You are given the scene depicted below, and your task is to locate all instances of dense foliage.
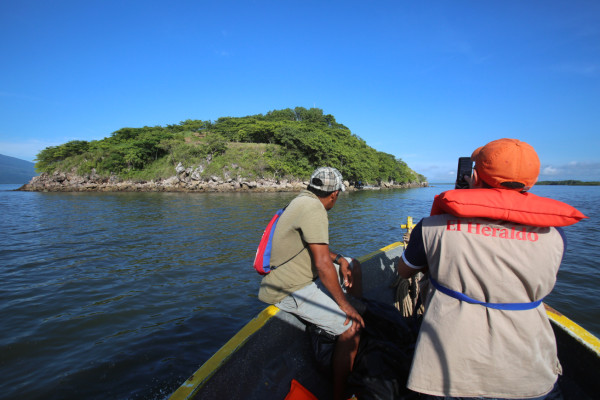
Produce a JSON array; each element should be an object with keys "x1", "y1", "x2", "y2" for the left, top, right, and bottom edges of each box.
[{"x1": 35, "y1": 107, "x2": 426, "y2": 184}]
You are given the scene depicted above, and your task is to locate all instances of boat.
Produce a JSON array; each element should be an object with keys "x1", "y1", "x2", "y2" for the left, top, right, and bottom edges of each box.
[
  {"x1": 353, "y1": 182, "x2": 380, "y2": 190},
  {"x1": 358, "y1": 185, "x2": 380, "y2": 190},
  {"x1": 169, "y1": 218, "x2": 600, "y2": 400}
]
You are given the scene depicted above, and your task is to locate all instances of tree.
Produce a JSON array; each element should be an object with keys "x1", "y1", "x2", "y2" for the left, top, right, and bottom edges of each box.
[
  {"x1": 180, "y1": 119, "x2": 209, "y2": 131},
  {"x1": 35, "y1": 140, "x2": 90, "y2": 172},
  {"x1": 205, "y1": 133, "x2": 228, "y2": 156},
  {"x1": 265, "y1": 108, "x2": 296, "y2": 121}
]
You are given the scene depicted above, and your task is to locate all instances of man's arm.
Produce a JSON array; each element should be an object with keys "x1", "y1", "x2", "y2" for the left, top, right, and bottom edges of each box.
[
  {"x1": 309, "y1": 243, "x2": 364, "y2": 330},
  {"x1": 397, "y1": 256, "x2": 420, "y2": 279},
  {"x1": 396, "y1": 219, "x2": 428, "y2": 279}
]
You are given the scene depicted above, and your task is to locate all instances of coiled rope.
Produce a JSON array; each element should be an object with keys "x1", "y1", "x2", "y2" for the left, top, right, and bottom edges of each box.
[{"x1": 392, "y1": 218, "x2": 426, "y2": 317}]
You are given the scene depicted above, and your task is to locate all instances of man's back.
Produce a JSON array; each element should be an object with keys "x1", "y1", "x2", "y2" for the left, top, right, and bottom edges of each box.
[
  {"x1": 407, "y1": 214, "x2": 564, "y2": 397},
  {"x1": 258, "y1": 190, "x2": 328, "y2": 304}
]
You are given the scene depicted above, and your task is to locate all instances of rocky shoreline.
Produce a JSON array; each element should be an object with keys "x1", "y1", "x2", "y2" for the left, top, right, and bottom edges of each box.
[{"x1": 18, "y1": 164, "x2": 428, "y2": 193}]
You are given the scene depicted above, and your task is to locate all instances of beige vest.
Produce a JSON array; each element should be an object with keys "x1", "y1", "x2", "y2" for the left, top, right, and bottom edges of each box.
[{"x1": 407, "y1": 214, "x2": 564, "y2": 398}]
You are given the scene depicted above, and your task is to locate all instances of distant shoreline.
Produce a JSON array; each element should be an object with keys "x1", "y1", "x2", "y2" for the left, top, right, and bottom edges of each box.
[
  {"x1": 536, "y1": 180, "x2": 600, "y2": 186},
  {"x1": 16, "y1": 172, "x2": 428, "y2": 193}
]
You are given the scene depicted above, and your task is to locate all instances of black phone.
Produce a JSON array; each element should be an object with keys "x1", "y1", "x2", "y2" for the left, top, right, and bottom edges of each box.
[{"x1": 455, "y1": 157, "x2": 473, "y2": 189}]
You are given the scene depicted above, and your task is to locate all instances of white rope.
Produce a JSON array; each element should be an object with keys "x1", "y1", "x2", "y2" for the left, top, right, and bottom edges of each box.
[
  {"x1": 392, "y1": 273, "x2": 426, "y2": 317},
  {"x1": 392, "y1": 276, "x2": 414, "y2": 317}
]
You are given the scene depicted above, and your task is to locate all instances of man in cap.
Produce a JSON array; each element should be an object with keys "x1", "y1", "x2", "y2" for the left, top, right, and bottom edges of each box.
[
  {"x1": 396, "y1": 139, "x2": 570, "y2": 399},
  {"x1": 258, "y1": 166, "x2": 364, "y2": 400}
]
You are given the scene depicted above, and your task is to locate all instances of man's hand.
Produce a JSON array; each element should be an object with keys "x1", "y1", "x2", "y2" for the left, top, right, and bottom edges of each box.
[
  {"x1": 309, "y1": 243, "x2": 365, "y2": 330},
  {"x1": 339, "y1": 257, "x2": 360, "y2": 289},
  {"x1": 340, "y1": 302, "x2": 365, "y2": 332}
]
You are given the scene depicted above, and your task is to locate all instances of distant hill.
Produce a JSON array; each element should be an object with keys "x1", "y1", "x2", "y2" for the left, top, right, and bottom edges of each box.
[{"x1": 0, "y1": 154, "x2": 38, "y2": 184}]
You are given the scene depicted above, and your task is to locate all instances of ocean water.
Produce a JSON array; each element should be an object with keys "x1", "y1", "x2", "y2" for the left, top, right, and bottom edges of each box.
[{"x1": 0, "y1": 183, "x2": 598, "y2": 399}]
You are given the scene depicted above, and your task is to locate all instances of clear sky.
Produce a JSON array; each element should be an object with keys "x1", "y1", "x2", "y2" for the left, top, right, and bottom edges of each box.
[{"x1": 1, "y1": 1, "x2": 598, "y2": 182}]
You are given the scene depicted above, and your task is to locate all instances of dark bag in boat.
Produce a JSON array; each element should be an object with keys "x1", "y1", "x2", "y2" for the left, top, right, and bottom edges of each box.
[
  {"x1": 306, "y1": 324, "x2": 337, "y2": 377},
  {"x1": 307, "y1": 298, "x2": 420, "y2": 400}
]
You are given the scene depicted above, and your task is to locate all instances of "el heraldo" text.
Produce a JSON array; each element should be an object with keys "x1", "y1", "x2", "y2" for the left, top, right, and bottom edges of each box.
[{"x1": 446, "y1": 220, "x2": 539, "y2": 242}]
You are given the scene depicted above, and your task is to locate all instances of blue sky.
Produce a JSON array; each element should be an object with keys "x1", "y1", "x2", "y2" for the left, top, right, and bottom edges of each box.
[{"x1": 1, "y1": 1, "x2": 598, "y2": 182}]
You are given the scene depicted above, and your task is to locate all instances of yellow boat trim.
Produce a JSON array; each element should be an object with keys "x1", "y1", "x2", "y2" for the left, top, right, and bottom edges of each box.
[
  {"x1": 357, "y1": 241, "x2": 404, "y2": 264},
  {"x1": 169, "y1": 241, "x2": 406, "y2": 399},
  {"x1": 169, "y1": 305, "x2": 280, "y2": 400},
  {"x1": 545, "y1": 305, "x2": 600, "y2": 356}
]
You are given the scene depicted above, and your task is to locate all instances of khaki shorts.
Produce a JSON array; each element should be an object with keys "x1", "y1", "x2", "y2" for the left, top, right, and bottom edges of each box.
[{"x1": 275, "y1": 258, "x2": 357, "y2": 336}]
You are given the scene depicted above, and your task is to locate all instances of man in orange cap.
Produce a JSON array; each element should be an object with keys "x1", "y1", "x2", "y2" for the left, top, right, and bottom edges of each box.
[
  {"x1": 394, "y1": 138, "x2": 584, "y2": 399},
  {"x1": 469, "y1": 138, "x2": 541, "y2": 191}
]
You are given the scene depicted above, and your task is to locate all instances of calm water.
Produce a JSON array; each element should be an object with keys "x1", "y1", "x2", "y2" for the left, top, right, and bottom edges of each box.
[{"x1": 0, "y1": 184, "x2": 598, "y2": 400}]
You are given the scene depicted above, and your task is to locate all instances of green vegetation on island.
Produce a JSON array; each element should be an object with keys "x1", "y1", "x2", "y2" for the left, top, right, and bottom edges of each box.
[
  {"x1": 34, "y1": 107, "x2": 426, "y2": 185},
  {"x1": 537, "y1": 180, "x2": 600, "y2": 186}
]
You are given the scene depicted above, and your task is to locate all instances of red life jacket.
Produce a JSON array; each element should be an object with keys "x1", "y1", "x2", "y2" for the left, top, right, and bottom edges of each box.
[{"x1": 430, "y1": 188, "x2": 587, "y2": 227}]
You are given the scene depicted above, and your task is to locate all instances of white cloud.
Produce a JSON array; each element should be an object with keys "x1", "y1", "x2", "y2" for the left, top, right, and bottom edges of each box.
[
  {"x1": 539, "y1": 162, "x2": 600, "y2": 181},
  {"x1": 0, "y1": 139, "x2": 59, "y2": 162},
  {"x1": 409, "y1": 161, "x2": 457, "y2": 183},
  {"x1": 542, "y1": 166, "x2": 559, "y2": 175}
]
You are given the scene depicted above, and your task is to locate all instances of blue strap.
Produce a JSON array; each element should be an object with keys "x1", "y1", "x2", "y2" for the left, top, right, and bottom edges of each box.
[
  {"x1": 268, "y1": 207, "x2": 307, "y2": 271},
  {"x1": 429, "y1": 277, "x2": 543, "y2": 311},
  {"x1": 262, "y1": 208, "x2": 285, "y2": 268}
]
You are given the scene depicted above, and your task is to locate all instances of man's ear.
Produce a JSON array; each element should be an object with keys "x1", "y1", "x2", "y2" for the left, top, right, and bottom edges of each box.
[
  {"x1": 470, "y1": 169, "x2": 481, "y2": 188},
  {"x1": 327, "y1": 190, "x2": 339, "y2": 207}
]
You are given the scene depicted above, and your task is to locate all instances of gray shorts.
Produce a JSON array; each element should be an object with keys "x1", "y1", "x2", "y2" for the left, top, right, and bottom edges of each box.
[{"x1": 275, "y1": 258, "x2": 357, "y2": 336}]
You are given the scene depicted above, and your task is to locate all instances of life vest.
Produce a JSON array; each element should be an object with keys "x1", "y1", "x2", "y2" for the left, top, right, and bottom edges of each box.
[{"x1": 430, "y1": 188, "x2": 587, "y2": 227}]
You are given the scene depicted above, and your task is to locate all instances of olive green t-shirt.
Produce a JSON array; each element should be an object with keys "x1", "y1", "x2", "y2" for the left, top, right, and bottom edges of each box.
[{"x1": 258, "y1": 190, "x2": 329, "y2": 304}]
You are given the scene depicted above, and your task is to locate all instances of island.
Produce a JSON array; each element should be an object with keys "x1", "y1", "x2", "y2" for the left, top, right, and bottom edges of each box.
[{"x1": 19, "y1": 107, "x2": 428, "y2": 192}]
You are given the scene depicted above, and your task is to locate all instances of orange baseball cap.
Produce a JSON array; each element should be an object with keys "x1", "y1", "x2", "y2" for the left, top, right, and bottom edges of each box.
[{"x1": 471, "y1": 138, "x2": 540, "y2": 191}]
